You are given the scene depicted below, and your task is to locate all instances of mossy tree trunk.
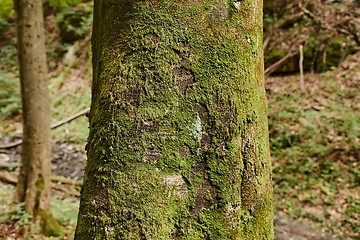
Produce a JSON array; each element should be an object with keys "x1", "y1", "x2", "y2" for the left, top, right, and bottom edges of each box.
[
  {"x1": 76, "y1": 0, "x2": 273, "y2": 239},
  {"x1": 13, "y1": 0, "x2": 60, "y2": 236}
]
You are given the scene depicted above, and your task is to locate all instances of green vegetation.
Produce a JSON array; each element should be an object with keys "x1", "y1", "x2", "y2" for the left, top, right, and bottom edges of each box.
[
  {"x1": 0, "y1": 66, "x2": 91, "y2": 143},
  {"x1": 268, "y1": 74, "x2": 360, "y2": 238},
  {"x1": 0, "y1": 0, "x2": 14, "y2": 32},
  {"x1": 49, "y1": 0, "x2": 82, "y2": 7},
  {"x1": 49, "y1": 65, "x2": 91, "y2": 142},
  {"x1": 0, "y1": 185, "x2": 79, "y2": 238},
  {"x1": 55, "y1": 5, "x2": 93, "y2": 43},
  {"x1": 0, "y1": 72, "x2": 20, "y2": 119},
  {"x1": 0, "y1": 201, "x2": 34, "y2": 231}
]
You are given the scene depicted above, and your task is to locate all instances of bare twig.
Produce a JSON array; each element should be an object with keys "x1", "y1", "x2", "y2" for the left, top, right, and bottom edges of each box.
[
  {"x1": 0, "y1": 107, "x2": 90, "y2": 149},
  {"x1": 263, "y1": 36, "x2": 271, "y2": 51},
  {"x1": 298, "y1": 3, "x2": 316, "y2": 21},
  {"x1": 265, "y1": 51, "x2": 297, "y2": 77},
  {"x1": 51, "y1": 107, "x2": 90, "y2": 130}
]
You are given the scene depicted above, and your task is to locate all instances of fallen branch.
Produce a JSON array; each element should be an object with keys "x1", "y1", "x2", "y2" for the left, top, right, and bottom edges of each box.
[
  {"x1": 0, "y1": 140, "x2": 22, "y2": 149},
  {"x1": 51, "y1": 175, "x2": 82, "y2": 186},
  {"x1": 52, "y1": 185, "x2": 80, "y2": 197},
  {"x1": 0, "y1": 172, "x2": 81, "y2": 197},
  {"x1": 265, "y1": 51, "x2": 297, "y2": 77},
  {"x1": 51, "y1": 107, "x2": 90, "y2": 130},
  {"x1": 0, "y1": 172, "x2": 17, "y2": 185},
  {"x1": 0, "y1": 107, "x2": 90, "y2": 149}
]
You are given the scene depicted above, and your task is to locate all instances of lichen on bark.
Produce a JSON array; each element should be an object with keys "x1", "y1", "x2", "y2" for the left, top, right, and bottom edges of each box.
[{"x1": 75, "y1": 0, "x2": 274, "y2": 239}]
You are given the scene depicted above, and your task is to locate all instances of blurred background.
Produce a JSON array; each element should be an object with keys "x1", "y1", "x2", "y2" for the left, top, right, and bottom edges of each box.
[{"x1": 0, "y1": 0, "x2": 359, "y2": 239}]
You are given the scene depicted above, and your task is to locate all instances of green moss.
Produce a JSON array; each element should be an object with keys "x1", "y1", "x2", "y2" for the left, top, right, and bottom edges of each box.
[
  {"x1": 37, "y1": 209, "x2": 64, "y2": 237},
  {"x1": 35, "y1": 176, "x2": 45, "y2": 190},
  {"x1": 242, "y1": 198, "x2": 275, "y2": 239},
  {"x1": 76, "y1": 0, "x2": 273, "y2": 239},
  {"x1": 199, "y1": 208, "x2": 233, "y2": 239}
]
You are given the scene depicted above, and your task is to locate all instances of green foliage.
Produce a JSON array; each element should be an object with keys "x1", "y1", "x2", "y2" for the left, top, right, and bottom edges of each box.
[
  {"x1": 0, "y1": 40, "x2": 17, "y2": 70},
  {"x1": 49, "y1": 65, "x2": 91, "y2": 142},
  {"x1": 263, "y1": 1, "x2": 358, "y2": 74},
  {"x1": 0, "y1": 17, "x2": 12, "y2": 32},
  {"x1": 0, "y1": 202, "x2": 37, "y2": 232},
  {"x1": 0, "y1": 185, "x2": 79, "y2": 239},
  {"x1": 9, "y1": 203, "x2": 33, "y2": 226},
  {"x1": 345, "y1": 197, "x2": 360, "y2": 233},
  {"x1": 0, "y1": 0, "x2": 13, "y2": 19},
  {"x1": 0, "y1": 72, "x2": 20, "y2": 118},
  {"x1": 49, "y1": 0, "x2": 82, "y2": 7},
  {"x1": 0, "y1": 0, "x2": 13, "y2": 32},
  {"x1": 51, "y1": 197, "x2": 79, "y2": 227},
  {"x1": 55, "y1": 5, "x2": 93, "y2": 43},
  {"x1": 329, "y1": 1, "x2": 346, "y2": 10}
]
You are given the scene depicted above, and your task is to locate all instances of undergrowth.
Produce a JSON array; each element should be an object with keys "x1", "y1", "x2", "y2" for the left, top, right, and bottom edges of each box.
[
  {"x1": 268, "y1": 74, "x2": 360, "y2": 238},
  {"x1": 0, "y1": 72, "x2": 20, "y2": 119},
  {"x1": 0, "y1": 185, "x2": 79, "y2": 239}
]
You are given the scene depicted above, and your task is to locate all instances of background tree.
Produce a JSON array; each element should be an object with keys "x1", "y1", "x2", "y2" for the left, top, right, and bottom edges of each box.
[
  {"x1": 75, "y1": 0, "x2": 273, "y2": 239},
  {"x1": 13, "y1": 0, "x2": 61, "y2": 236}
]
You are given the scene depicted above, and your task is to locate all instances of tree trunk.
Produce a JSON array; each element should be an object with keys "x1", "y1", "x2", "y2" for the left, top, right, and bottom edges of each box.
[
  {"x1": 13, "y1": 0, "x2": 60, "y2": 236},
  {"x1": 76, "y1": 0, "x2": 273, "y2": 239}
]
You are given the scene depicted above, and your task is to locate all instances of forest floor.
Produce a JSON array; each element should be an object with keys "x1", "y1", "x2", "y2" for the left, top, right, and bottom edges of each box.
[
  {"x1": 268, "y1": 51, "x2": 360, "y2": 240},
  {"x1": 0, "y1": 62, "x2": 359, "y2": 239}
]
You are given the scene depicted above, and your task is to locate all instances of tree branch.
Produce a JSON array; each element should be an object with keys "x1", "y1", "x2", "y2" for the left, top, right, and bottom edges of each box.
[
  {"x1": 0, "y1": 172, "x2": 81, "y2": 196},
  {"x1": 0, "y1": 107, "x2": 90, "y2": 149}
]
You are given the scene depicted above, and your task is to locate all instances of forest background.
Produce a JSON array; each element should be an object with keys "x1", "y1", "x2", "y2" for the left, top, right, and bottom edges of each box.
[{"x1": 0, "y1": 0, "x2": 359, "y2": 239}]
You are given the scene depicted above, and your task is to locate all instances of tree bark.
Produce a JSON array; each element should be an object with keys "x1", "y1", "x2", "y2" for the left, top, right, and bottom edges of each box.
[
  {"x1": 13, "y1": 0, "x2": 54, "y2": 232},
  {"x1": 76, "y1": 0, "x2": 273, "y2": 239}
]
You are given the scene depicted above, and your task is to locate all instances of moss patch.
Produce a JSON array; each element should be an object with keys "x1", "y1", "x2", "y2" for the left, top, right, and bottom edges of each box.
[{"x1": 37, "y1": 209, "x2": 64, "y2": 237}]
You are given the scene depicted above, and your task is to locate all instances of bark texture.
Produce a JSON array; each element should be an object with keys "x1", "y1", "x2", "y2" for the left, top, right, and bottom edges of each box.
[
  {"x1": 14, "y1": 0, "x2": 52, "y2": 223},
  {"x1": 76, "y1": 0, "x2": 273, "y2": 239}
]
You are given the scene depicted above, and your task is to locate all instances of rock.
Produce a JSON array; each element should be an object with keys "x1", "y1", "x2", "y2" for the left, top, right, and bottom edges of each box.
[{"x1": 275, "y1": 215, "x2": 340, "y2": 240}]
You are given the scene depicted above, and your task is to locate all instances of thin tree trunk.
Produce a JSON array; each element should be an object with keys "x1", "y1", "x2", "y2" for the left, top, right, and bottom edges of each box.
[
  {"x1": 13, "y1": 0, "x2": 60, "y2": 235},
  {"x1": 299, "y1": 44, "x2": 305, "y2": 92},
  {"x1": 76, "y1": 0, "x2": 273, "y2": 239}
]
